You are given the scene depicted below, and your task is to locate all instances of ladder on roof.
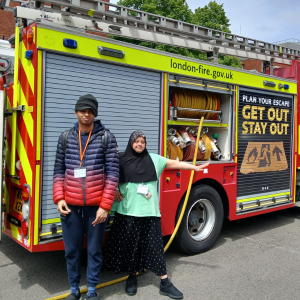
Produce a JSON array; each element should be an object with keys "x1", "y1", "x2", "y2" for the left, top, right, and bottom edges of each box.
[{"x1": 1, "y1": 0, "x2": 300, "y2": 65}]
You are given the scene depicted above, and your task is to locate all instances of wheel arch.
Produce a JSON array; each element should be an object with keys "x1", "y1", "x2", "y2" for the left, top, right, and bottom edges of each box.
[
  {"x1": 192, "y1": 178, "x2": 229, "y2": 218},
  {"x1": 174, "y1": 178, "x2": 227, "y2": 254},
  {"x1": 174, "y1": 178, "x2": 229, "y2": 234},
  {"x1": 189, "y1": 178, "x2": 229, "y2": 218}
]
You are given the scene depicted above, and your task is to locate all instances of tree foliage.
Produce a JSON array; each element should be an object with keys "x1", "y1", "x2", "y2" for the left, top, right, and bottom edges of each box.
[
  {"x1": 112, "y1": 0, "x2": 241, "y2": 68},
  {"x1": 118, "y1": 0, "x2": 194, "y2": 22},
  {"x1": 193, "y1": 1, "x2": 230, "y2": 32}
]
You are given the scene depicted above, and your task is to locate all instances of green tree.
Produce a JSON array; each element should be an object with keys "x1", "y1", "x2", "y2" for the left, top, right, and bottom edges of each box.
[
  {"x1": 219, "y1": 55, "x2": 241, "y2": 68},
  {"x1": 193, "y1": 1, "x2": 230, "y2": 32},
  {"x1": 193, "y1": 1, "x2": 241, "y2": 67},
  {"x1": 111, "y1": 0, "x2": 241, "y2": 68},
  {"x1": 118, "y1": 0, "x2": 194, "y2": 22}
]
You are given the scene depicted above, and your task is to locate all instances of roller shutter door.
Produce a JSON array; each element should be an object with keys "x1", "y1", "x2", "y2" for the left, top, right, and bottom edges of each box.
[{"x1": 41, "y1": 52, "x2": 161, "y2": 237}]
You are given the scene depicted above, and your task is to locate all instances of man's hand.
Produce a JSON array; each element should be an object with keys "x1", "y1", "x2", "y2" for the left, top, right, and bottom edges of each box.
[
  {"x1": 115, "y1": 190, "x2": 124, "y2": 202},
  {"x1": 194, "y1": 162, "x2": 210, "y2": 172},
  {"x1": 57, "y1": 200, "x2": 71, "y2": 217},
  {"x1": 92, "y1": 207, "x2": 108, "y2": 226}
]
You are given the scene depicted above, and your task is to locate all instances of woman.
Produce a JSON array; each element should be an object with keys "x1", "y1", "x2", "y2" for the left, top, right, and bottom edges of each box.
[{"x1": 104, "y1": 131, "x2": 209, "y2": 299}]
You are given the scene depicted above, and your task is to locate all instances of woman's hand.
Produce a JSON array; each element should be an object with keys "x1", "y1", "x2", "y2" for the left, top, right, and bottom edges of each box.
[
  {"x1": 194, "y1": 162, "x2": 210, "y2": 171},
  {"x1": 115, "y1": 190, "x2": 125, "y2": 202},
  {"x1": 166, "y1": 159, "x2": 210, "y2": 171}
]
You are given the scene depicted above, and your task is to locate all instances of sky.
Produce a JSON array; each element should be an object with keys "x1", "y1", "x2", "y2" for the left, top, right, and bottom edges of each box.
[{"x1": 110, "y1": 0, "x2": 300, "y2": 44}]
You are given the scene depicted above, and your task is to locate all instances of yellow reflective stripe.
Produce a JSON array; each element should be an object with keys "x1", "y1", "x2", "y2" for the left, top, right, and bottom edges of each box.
[
  {"x1": 40, "y1": 230, "x2": 62, "y2": 237},
  {"x1": 88, "y1": 9, "x2": 95, "y2": 16},
  {"x1": 298, "y1": 125, "x2": 300, "y2": 155},
  {"x1": 168, "y1": 121, "x2": 228, "y2": 127},
  {"x1": 34, "y1": 165, "x2": 40, "y2": 245},
  {"x1": 295, "y1": 96, "x2": 297, "y2": 153},
  {"x1": 3, "y1": 185, "x2": 9, "y2": 230},
  {"x1": 32, "y1": 26, "x2": 36, "y2": 44},
  {"x1": 37, "y1": 27, "x2": 297, "y2": 94},
  {"x1": 19, "y1": 40, "x2": 35, "y2": 92},
  {"x1": 6, "y1": 99, "x2": 20, "y2": 185},
  {"x1": 28, "y1": 220, "x2": 31, "y2": 247},
  {"x1": 42, "y1": 218, "x2": 61, "y2": 225},
  {"x1": 11, "y1": 27, "x2": 20, "y2": 176},
  {"x1": 10, "y1": 223, "x2": 20, "y2": 240},
  {"x1": 294, "y1": 155, "x2": 297, "y2": 203},
  {"x1": 36, "y1": 50, "x2": 42, "y2": 160},
  {"x1": 18, "y1": 82, "x2": 34, "y2": 145},
  {"x1": 5, "y1": 142, "x2": 20, "y2": 185},
  {"x1": 163, "y1": 73, "x2": 168, "y2": 157},
  {"x1": 238, "y1": 199, "x2": 291, "y2": 210},
  {"x1": 16, "y1": 125, "x2": 33, "y2": 193},
  {"x1": 10, "y1": 113, "x2": 17, "y2": 176},
  {"x1": 235, "y1": 86, "x2": 238, "y2": 155},
  {"x1": 236, "y1": 192, "x2": 290, "y2": 203},
  {"x1": 7, "y1": 96, "x2": 33, "y2": 193}
]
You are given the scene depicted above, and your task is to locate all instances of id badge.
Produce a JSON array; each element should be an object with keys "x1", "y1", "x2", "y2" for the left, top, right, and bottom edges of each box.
[
  {"x1": 137, "y1": 184, "x2": 149, "y2": 195},
  {"x1": 74, "y1": 168, "x2": 86, "y2": 178}
]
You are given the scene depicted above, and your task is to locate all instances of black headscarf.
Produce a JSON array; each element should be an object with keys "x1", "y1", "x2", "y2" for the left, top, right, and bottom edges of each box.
[
  {"x1": 75, "y1": 94, "x2": 98, "y2": 117},
  {"x1": 119, "y1": 131, "x2": 157, "y2": 183}
]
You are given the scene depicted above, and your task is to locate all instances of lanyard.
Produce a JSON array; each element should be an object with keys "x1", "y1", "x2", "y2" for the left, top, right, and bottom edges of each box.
[{"x1": 79, "y1": 129, "x2": 92, "y2": 166}]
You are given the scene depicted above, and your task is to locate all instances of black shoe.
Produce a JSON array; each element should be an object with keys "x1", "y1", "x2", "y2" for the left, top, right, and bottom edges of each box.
[
  {"x1": 86, "y1": 291, "x2": 99, "y2": 300},
  {"x1": 159, "y1": 282, "x2": 183, "y2": 299},
  {"x1": 65, "y1": 290, "x2": 82, "y2": 300},
  {"x1": 125, "y1": 275, "x2": 137, "y2": 296}
]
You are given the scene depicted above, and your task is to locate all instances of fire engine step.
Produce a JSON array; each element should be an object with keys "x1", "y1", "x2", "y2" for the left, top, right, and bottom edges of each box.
[{"x1": 236, "y1": 195, "x2": 293, "y2": 214}]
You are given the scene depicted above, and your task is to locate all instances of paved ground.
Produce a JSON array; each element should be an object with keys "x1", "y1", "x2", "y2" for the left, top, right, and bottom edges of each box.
[{"x1": 2, "y1": 207, "x2": 300, "y2": 300}]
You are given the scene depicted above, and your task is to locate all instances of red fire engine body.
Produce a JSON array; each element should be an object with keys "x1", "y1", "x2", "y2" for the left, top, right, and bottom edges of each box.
[{"x1": 0, "y1": 19, "x2": 298, "y2": 254}]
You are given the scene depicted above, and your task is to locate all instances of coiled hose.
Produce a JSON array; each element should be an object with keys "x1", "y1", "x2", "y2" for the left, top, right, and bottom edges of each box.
[
  {"x1": 172, "y1": 89, "x2": 220, "y2": 120},
  {"x1": 45, "y1": 118, "x2": 205, "y2": 300}
]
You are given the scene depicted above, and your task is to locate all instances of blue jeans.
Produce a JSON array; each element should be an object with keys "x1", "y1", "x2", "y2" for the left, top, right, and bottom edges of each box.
[{"x1": 61, "y1": 204, "x2": 108, "y2": 288}]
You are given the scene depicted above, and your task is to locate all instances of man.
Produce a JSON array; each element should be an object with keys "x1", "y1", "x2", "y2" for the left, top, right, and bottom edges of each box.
[{"x1": 53, "y1": 94, "x2": 119, "y2": 300}]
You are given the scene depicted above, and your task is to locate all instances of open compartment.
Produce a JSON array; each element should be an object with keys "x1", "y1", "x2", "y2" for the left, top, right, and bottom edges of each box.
[{"x1": 167, "y1": 77, "x2": 233, "y2": 163}]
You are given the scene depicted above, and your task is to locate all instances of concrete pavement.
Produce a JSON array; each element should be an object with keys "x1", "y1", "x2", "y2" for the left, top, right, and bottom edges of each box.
[{"x1": 1, "y1": 207, "x2": 300, "y2": 300}]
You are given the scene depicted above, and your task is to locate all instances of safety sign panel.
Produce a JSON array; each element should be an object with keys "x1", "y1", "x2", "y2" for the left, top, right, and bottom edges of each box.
[
  {"x1": 240, "y1": 141, "x2": 288, "y2": 174},
  {"x1": 237, "y1": 88, "x2": 293, "y2": 198}
]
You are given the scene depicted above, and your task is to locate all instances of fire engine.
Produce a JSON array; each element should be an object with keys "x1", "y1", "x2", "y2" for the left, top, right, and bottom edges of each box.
[{"x1": 0, "y1": 0, "x2": 299, "y2": 254}]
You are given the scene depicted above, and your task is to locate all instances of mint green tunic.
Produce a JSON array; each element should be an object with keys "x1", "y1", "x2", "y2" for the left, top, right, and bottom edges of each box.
[{"x1": 111, "y1": 153, "x2": 167, "y2": 217}]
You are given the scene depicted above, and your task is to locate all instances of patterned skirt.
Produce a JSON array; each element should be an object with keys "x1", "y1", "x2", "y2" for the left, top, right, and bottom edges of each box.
[{"x1": 103, "y1": 212, "x2": 167, "y2": 276}]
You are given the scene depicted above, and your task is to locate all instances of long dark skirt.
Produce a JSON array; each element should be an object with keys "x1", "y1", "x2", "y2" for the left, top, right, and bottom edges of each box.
[{"x1": 103, "y1": 212, "x2": 167, "y2": 276}]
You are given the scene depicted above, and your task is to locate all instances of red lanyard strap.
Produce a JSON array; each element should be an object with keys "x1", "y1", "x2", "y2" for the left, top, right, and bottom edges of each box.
[{"x1": 79, "y1": 129, "x2": 92, "y2": 166}]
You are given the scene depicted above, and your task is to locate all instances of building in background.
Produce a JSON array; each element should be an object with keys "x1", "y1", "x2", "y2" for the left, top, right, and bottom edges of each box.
[
  {"x1": 0, "y1": 0, "x2": 110, "y2": 40},
  {"x1": 242, "y1": 39, "x2": 300, "y2": 73},
  {"x1": 0, "y1": 2, "x2": 19, "y2": 40}
]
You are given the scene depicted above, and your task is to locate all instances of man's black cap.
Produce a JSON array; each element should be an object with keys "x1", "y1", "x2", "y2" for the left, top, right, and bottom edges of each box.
[{"x1": 75, "y1": 94, "x2": 98, "y2": 117}]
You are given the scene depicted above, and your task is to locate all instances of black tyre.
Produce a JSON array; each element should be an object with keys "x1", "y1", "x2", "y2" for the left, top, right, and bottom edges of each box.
[{"x1": 175, "y1": 184, "x2": 224, "y2": 255}]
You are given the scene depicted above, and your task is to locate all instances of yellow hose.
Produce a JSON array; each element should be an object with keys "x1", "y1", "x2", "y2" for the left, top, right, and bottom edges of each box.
[
  {"x1": 164, "y1": 117, "x2": 204, "y2": 251},
  {"x1": 44, "y1": 117, "x2": 204, "y2": 300}
]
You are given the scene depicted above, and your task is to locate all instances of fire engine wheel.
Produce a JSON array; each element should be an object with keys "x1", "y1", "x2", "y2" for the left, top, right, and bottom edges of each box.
[{"x1": 175, "y1": 184, "x2": 224, "y2": 255}]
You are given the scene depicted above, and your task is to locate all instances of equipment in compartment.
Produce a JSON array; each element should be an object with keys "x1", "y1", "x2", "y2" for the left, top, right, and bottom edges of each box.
[
  {"x1": 167, "y1": 127, "x2": 224, "y2": 162},
  {"x1": 182, "y1": 132, "x2": 204, "y2": 161},
  {"x1": 170, "y1": 89, "x2": 221, "y2": 122},
  {"x1": 167, "y1": 139, "x2": 183, "y2": 161},
  {"x1": 211, "y1": 134, "x2": 223, "y2": 160},
  {"x1": 167, "y1": 129, "x2": 184, "y2": 161}
]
